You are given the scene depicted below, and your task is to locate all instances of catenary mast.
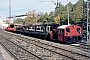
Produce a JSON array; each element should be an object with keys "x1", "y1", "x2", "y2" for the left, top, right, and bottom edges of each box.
[
  {"x1": 82, "y1": 0, "x2": 90, "y2": 43},
  {"x1": 9, "y1": 0, "x2": 11, "y2": 23}
]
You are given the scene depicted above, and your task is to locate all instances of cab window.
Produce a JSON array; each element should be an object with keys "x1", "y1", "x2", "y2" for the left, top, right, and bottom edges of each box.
[
  {"x1": 77, "y1": 28, "x2": 80, "y2": 32},
  {"x1": 66, "y1": 28, "x2": 70, "y2": 33}
]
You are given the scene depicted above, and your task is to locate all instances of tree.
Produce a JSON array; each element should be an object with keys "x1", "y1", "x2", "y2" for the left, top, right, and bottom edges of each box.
[
  {"x1": 6, "y1": 20, "x2": 10, "y2": 24},
  {"x1": 49, "y1": 11, "x2": 54, "y2": 16},
  {"x1": 54, "y1": 14, "x2": 61, "y2": 22},
  {"x1": 71, "y1": 0, "x2": 83, "y2": 23},
  {"x1": 37, "y1": 12, "x2": 49, "y2": 23},
  {"x1": 55, "y1": 2, "x2": 65, "y2": 15},
  {"x1": 14, "y1": 18, "x2": 24, "y2": 24},
  {"x1": 23, "y1": 0, "x2": 84, "y2": 24}
]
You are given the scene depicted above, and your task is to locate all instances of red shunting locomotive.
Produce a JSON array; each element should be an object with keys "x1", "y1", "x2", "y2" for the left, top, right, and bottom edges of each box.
[{"x1": 50, "y1": 24, "x2": 82, "y2": 43}]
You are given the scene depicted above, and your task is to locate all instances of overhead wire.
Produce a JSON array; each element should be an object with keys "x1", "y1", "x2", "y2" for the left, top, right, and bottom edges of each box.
[
  {"x1": 0, "y1": 0, "x2": 2, "y2": 3},
  {"x1": 0, "y1": 0, "x2": 6, "y2": 7},
  {"x1": 16, "y1": 0, "x2": 30, "y2": 9},
  {"x1": 13, "y1": 1, "x2": 42, "y2": 14},
  {"x1": 13, "y1": 0, "x2": 55, "y2": 14},
  {"x1": 0, "y1": 0, "x2": 3, "y2": 5}
]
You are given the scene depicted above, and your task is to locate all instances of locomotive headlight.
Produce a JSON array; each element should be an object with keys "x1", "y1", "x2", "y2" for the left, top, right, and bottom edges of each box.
[{"x1": 79, "y1": 31, "x2": 81, "y2": 34}]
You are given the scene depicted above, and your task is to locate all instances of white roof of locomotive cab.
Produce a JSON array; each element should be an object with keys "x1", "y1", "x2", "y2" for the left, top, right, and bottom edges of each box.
[{"x1": 58, "y1": 24, "x2": 70, "y2": 29}]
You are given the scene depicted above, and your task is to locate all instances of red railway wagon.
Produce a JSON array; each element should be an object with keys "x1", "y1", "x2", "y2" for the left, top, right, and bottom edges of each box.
[
  {"x1": 5, "y1": 24, "x2": 22, "y2": 32},
  {"x1": 5, "y1": 24, "x2": 16, "y2": 31},
  {"x1": 57, "y1": 24, "x2": 82, "y2": 43}
]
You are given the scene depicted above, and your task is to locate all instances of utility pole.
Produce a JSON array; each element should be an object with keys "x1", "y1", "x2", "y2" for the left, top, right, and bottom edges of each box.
[
  {"x1": 86, "y1": 0, "x2": 90, "y2": 43},
  {"x1": 67, "y1": 0, "x2": 69, "y2": 25},
  {"x1": 9, "y1": 0, "x2": 11, "y2": 23},
  {"x1": 82, "y1": 0, "x2": 90, "y2": 43}
]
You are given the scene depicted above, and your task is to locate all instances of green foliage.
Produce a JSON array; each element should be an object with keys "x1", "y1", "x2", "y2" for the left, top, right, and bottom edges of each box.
[
  {"x1": 14, "y1": 0, "x2": 84, "y2": 25},
  {"x1": 54, "y1": 0, "x2": 83, "y2": 24},
  {"x1": 37, "y1": 12, "x2": 54, "y2": 23},
  {"x1": 14, "y1": 18, "x2": 24, "y2": 24},
  {"x1": 29, "y1": 17, "x2": 40, "y2": 23},
  {"x1": 37, "y1": 0, "x2": 83, "y2": 24},
  {"x1": 6, "y1": 20, "x2": 10, "y2": 24}
]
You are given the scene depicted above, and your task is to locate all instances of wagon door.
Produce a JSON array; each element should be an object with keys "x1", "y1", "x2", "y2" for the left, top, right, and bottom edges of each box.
[{"x1": 58, "y1": 29, "x2": 64, "y2": 41}]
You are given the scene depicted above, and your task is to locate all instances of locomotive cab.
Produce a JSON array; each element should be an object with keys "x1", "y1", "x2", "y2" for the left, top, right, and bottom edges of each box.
[{"x1": 58, "y1": 24, "x2": 82, "y2": 43}]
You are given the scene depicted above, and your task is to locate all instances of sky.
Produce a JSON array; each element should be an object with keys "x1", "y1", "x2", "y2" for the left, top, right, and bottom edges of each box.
[{"x1": 0, "y1": 0, "x2": 84, "y2": 20}]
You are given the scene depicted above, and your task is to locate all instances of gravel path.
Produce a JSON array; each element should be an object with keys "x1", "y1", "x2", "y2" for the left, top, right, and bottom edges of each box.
[
  {"x1": 0, "y1": 54, "x2": 4, "y2": 60},
  {"x1": 0, "y1": 45, "x2": 14, "y2": 60}
]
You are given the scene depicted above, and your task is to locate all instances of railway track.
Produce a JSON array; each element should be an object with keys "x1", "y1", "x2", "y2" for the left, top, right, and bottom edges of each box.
[
  {"x1": 0, "y1": 29, "x2": 90, "y2": 60},
  {"x1": 70, "y1": 43, "x2": 90, "y2": 53},
  {"x1": 14, "y1": 36, "x2": 90, "y2": 60},
  {"x1": 0, "y1": 35, "x2": 43, "y2": 60},
  {"x1": 0, "y1": 36, "x2": 18, "y2": 60},
  {"x1": 0, "y1": 29, "x2": 74, "y2": 60}
]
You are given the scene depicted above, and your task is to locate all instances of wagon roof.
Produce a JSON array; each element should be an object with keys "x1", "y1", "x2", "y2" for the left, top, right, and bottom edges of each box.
[{"x1": 58, "y1": 24, "x2": 70, "y2": 29}]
